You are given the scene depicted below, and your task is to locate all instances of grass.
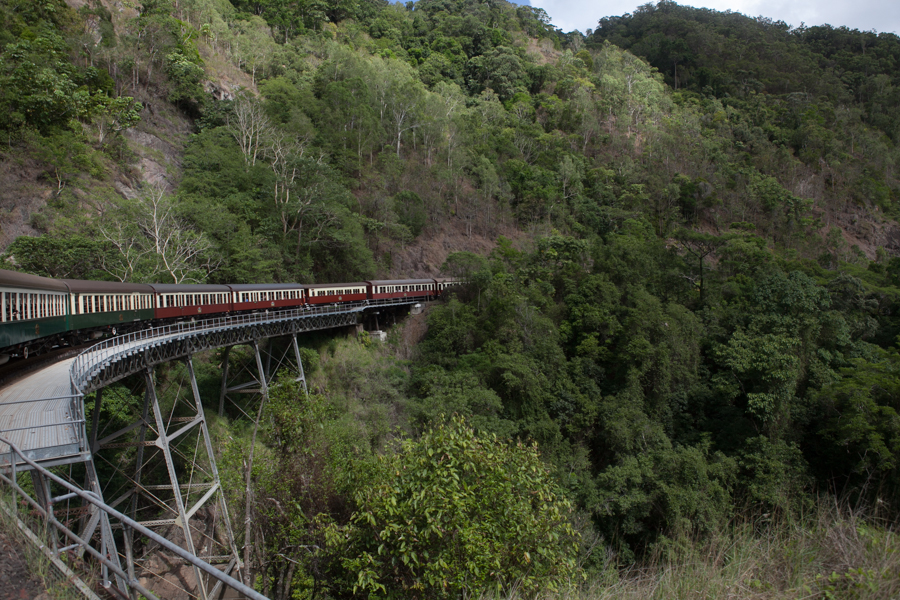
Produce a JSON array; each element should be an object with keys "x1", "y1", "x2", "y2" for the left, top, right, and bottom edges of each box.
[
  {"x1": 497, "y1": 498, "x2": 900, "y2": 600},
  {"x1": 0, "y1": 485, "x2": 98, "y2": 600}
]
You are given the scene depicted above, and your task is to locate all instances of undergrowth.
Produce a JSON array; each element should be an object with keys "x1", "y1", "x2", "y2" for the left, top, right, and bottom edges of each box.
[
  {"x1": 0, "y1": 486, "x2": 87, "y2": 600},
  {"x1": 496, "y1": 498, "x2": 900, "y2": 600}
]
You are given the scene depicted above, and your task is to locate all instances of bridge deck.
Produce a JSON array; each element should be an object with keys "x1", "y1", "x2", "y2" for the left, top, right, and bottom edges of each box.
[{"x1": 0, "y1": 358, "x2": 83, "y2": 469}]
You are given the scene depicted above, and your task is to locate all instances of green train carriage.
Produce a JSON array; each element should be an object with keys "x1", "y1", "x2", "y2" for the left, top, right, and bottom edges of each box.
[
  {"x1": 0, "y1": 270, "x2": 70, "y2": 360},
  {"x1": 0, "y1": 269, "x2": 156, "y2": 361},
  {"x1": 62, "y1": 278, "x2": 155, "y2": 337}
]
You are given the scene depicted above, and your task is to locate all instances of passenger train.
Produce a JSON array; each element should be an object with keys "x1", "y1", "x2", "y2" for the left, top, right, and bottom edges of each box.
[{"x1": 0, "y1": 269, "x2": 458, "y2": 362}]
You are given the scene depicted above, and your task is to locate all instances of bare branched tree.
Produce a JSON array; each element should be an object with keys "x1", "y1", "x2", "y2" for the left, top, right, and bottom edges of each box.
[
  {"x1": 99, "y1": 220, "x2": 148, "y2": 282},
  {"x1": 138, "y1": 185, "x2": 214, "y2": 283},
  {"x1": 100, "y1": 184, "x2": 217, "y2": 283},
  {"x1": 230, "y1": 92, "x2": 273, "y2": 167},
  {"x1": 270, "y1": 129, "x2": 311, "y2": 234}
]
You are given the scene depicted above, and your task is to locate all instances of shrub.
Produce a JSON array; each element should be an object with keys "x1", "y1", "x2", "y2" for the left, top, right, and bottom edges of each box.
[{"x1": 334, "y1": 416, "x2": 581, "y2": 598}]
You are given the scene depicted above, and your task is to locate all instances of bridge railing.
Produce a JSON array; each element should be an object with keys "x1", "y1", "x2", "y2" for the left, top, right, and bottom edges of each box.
[
  {"x1": 0, "y1": 434, "x2": 270, "y2": 600},
  {"x1": 69, "y1": 297, "x2": 424, "y2": 392}
]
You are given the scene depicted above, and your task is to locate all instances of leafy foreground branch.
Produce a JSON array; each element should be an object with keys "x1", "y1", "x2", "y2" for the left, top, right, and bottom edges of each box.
[{"x1": 338, "y1": 415, "x2": 581, "y2": 598}]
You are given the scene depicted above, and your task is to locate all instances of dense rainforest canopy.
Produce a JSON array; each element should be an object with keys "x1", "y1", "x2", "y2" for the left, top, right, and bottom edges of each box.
[{"x1": 2, "y1": 0, "x2": 900, "y2": 597}]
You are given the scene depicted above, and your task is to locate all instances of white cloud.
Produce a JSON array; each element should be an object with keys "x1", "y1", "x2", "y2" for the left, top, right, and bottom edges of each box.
[{"x1": 528, "y1": 0, "x2": 900, "y2": 36}]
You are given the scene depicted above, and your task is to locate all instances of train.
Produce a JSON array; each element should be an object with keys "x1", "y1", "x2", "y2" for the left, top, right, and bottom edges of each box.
[{"x1": 0, "y1": 269, "x2": 459, "y2": 362}]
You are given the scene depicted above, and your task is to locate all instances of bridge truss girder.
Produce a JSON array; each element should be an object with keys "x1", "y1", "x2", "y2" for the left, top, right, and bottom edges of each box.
[{"x1": 82, "y1": 310, "x2": 357, "y2": 395}]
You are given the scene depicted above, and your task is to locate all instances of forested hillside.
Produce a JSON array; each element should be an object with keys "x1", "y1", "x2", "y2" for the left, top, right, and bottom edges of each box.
[{"x1": 2, "y1": 0, "x2": 900, "y2": 597}]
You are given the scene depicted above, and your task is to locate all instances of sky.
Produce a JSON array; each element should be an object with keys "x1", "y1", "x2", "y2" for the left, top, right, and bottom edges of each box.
[{"x1": 518, "y1": 0, "x2": 900, "y2": 37}]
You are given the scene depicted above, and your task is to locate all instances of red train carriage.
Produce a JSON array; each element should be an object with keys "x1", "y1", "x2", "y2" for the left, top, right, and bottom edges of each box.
[
  {"x1": 148, "y1": 283, "x2": 233, "y2": 319},
  {"x1": 435, "y1": 278, "x2": 461, "y2": 297},
  {"x1": 367, "y1": 279, "x2": 437, "y2": 301},
  {"x1": 228, "y1": 284, "x2": 306, "y2": 312},
  {"x1": 305, "y1": 282, "x2": 368, "y2": 305}
]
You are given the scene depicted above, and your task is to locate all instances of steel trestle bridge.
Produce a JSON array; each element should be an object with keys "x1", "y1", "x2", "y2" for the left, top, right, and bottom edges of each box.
[{"x1": 0, "y1": 298, "x2": 420, "y2": 600}]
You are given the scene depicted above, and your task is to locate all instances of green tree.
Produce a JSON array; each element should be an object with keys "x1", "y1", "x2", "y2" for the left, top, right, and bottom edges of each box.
[
  {"x1": 815, "y1": 346, "x2": 900, "y2": 501},
  {"x1": 335, "y1": 416, "x2": 580, "y2": 598}
]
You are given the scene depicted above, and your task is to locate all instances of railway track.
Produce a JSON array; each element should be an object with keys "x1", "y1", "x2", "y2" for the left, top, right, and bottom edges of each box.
[{"x1": 0, "y1": 344, "x2": 90, "y2": 390}]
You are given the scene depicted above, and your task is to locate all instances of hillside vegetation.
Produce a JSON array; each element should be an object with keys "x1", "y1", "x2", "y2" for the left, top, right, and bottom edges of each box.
[{"x1": 2, "y1": 0, "x2": 900, "y2": 597}]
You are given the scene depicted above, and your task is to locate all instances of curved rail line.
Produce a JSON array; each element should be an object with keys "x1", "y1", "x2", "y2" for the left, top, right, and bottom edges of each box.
[{"x1": 2, "y1": 297, "x2": 417, "y2": 468}]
